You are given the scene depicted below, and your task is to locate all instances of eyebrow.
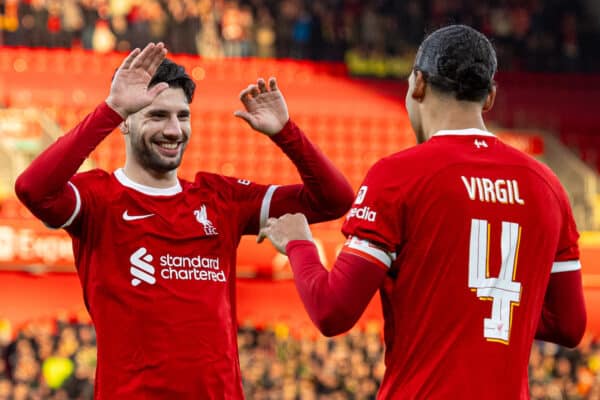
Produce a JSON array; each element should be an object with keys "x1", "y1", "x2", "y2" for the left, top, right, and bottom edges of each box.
[{"x1": 145, "y1": 109, "x2": 190, "y2": 117}]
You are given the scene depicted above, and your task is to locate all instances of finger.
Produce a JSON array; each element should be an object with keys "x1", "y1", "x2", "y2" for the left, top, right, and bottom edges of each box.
[
  {"x1": 120, "y1": 48, "x2": 141, "y2": 70},
  {"x1": 265, "y1": 217, "x2": 279, "y2": 227},
  {"x1": 147, "y1": 82, "x2": 169, "y2": 98},
  {"x1": 257, "y1": 228, "x2": 267, "y2": 243},
  {"x1": 296, "y1": 212, "x2": 308, "y2": 223},
  {"x1": 257, "y1": 78, "x2": 268, "y2": 93},
  {"x1": 233, "y1": 110, "x2": 254, "y2": 126},
  {"x1": 269, "y1": 77, "x2": 278, "y2": 91},
  {"x1": 147, "y1": 44, "x2": 167, "y2": 76},
  {"x1": 129, "y1": 43, "x2": 152, "y2": 69},
  {"x1": 249, "y1": 84, "x2": 260, "y2": 98},
  {"x1": 143, "y1": 43, "x2": 163, "y2": 72},
  {"x1": 130, "y1": 42, "x2": 156, "y2": 70},
  {"x1": 238, "y1": 86, "x2": 253, "y2": 103}
]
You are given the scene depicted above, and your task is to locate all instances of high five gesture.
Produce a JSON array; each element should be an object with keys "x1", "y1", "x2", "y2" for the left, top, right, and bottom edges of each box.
[
  {"x1": 234, "y1": 77, "x2": 289, "y2": 136},
  {"x1": 106, "y1": 42, "x2": 169, "y2": 119}
]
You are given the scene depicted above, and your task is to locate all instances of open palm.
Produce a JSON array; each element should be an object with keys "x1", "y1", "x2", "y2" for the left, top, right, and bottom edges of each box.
[
  {"x1": 235, "y1": 78, "x2": 290, "y2": 136},
  {"x1": 105, "y1": 43, "x2": 169, "y2": 119}
]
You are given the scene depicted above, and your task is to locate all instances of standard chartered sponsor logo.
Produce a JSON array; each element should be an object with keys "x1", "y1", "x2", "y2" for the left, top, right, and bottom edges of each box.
[
  {"x1": 129, "y1": 247, "x2": 225, "y2": 287},
  {"x1": 130, "y1": 247, "x2": 156, "y2": 287}
]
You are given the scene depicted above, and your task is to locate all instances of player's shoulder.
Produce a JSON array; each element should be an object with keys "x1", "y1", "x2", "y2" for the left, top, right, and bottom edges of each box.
[
  {"x1": 190, "y1": 171, "x2": 258, "y2": 192},
  {"x1": 192, "y1": 171, "x2": 241, "y2": 186},
  {"x1": 367, "y1": 146, "x2": 430, "y2": 178},
  {"x1": 71, "y1": 168, "x2": 112, "y2": 187},
  {"x1": 499, "y1": 141, "x2": 565, "y2": 188}
]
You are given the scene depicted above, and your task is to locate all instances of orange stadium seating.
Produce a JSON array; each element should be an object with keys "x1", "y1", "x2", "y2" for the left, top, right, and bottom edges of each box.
[
  {"x1": 1, "y1": 48, "x2": 599, "y2": 338},
  {"x1": 0, "y1": 48, "x2": 415, "y2": 190}
]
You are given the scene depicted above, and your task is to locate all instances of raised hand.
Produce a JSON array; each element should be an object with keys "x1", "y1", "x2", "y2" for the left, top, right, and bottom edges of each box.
[
  {"x1": 105, "y1": 42, "x2": 169, "y2": 119},
  {"x1": 258, "y1": 213, "x2": 313, "y2": 254},
  {"x1": 234, "y1": 77, "x2": 289, "y2": 136}
]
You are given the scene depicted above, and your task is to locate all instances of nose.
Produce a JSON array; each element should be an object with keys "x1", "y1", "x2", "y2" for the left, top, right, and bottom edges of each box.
[{"x1": 163, "y1": 114, "x2": 182, "y2": 138}]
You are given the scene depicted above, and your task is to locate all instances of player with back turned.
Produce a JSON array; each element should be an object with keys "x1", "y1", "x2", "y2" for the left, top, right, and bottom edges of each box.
[
  {"x1": 260, "y1": 25, "x2": 587, "y2": 399},
  {"x1": 14, "y1": 43, "x2": 354, "y2": 399}
]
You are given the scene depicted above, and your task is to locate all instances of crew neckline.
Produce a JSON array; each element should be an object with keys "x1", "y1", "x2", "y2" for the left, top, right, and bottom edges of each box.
[
  {"x1": 432, "y1": 128, "x2": 495, "y2": 137},
  {"x1": 114, "y1": 168, "x2": 182, "y2": 196}
]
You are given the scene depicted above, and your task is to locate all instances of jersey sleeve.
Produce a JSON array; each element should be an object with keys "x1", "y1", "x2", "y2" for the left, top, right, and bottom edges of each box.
[
  {"x1": 551, "y1": 182, "x2": 581, "y2": 274},
  {"x1": 341, "y1": 159, "x2": 404, "y2": 269},
  {"x1": 213, "y1": 176, "x2": 274, "y2": 235},
  {"x1": 14, "y1": 102, "x2": 122, "y2": 230},
  {"x1": 265, "y1": 120, "x2": 354, "y2": 224},
  {"x1": 62, "y1": 170, "x2": 109, "y2": 236}
]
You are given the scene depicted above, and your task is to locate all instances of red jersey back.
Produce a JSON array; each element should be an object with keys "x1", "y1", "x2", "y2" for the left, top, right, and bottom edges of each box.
[
  {"x1": 66, "y1": 168, "x2": 274, "y2": 399},
  {"x1": 342, "y1": 129, "x2": 580, "y2": 399}
]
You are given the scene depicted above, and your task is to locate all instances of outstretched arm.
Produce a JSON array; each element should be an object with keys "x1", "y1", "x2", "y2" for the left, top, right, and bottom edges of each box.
[
  {"x1": 235, "y1": 78, "x2": 354, "y2": 229},
  {"x1": 15, "y1": 43, "x2": 168, "y2": 228},
  {"x1": 260, "y1": 213, "x2": 387, "y2": 336}
]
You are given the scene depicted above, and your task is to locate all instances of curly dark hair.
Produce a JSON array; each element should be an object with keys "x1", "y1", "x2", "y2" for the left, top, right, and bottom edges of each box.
[
  {"x1": 148, "y1": 58, "x2": 196, "y2": 103},
  {"x1": 414, "y1": 25, "x2": 497, "y2": 102}
]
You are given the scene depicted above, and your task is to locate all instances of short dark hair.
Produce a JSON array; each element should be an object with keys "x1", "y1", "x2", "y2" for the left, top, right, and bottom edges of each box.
[
  {"x1": 149, "y1": 59, "x2": 196, "y2": 103},
  {"x1": 414, "y1": 25, "x2": 497, "y2": 102}
]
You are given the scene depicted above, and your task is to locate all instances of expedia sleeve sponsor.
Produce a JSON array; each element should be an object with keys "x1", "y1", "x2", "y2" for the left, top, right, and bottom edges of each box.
[{"x1": 346, "y1": 206, "x2": 377, "y2": 222}]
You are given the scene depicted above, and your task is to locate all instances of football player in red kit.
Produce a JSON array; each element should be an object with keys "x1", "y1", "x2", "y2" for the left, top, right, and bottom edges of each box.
[
  {"x1": 15, "y1": 43, "x2": 354, "y2": 399},
  {"x1": 260, "y1": 25, "x2": 586, "y2": 399}
]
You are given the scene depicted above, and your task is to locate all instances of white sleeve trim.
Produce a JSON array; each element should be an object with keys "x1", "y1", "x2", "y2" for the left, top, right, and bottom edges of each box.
[
  {"x1": 56, "y1": 182, "x2": 82, "y2": 229},
  {"x1": 551, "y1": 260, "x2": 581, "y2": 273},
  {"x1": 259, "y1": 185, "x2": 279, "y2": 229},
  {"x1": 345, "y1": 236, "x2": 396, "y2": 269}
]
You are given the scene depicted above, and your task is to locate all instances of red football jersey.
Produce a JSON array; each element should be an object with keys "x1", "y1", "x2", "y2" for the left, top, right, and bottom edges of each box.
[
  {"x1": 342, "y1": 129, "x2": 581, "y2": 399},
  {"x1": 64, "y1": 168, "x2": 275, "y2": 399}
]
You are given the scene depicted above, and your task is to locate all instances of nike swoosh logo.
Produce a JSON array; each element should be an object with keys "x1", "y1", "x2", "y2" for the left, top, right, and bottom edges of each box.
[{"x1": 122, "y1": 210, "x2": 155, "y2": 221}]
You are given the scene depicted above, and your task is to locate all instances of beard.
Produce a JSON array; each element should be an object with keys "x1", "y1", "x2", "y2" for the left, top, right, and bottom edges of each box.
[{"x1": 131, "y1": 136, "x2": 186, "y2": 174}]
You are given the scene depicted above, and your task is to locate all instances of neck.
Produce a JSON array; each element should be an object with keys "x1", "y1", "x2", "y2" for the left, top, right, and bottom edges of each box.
[
  {"x1": 422, "y1": 97, "x2": 487, "y2": 140},
  {"x1": 123, "y1": 162, "x2": 179, "y2": 189}
]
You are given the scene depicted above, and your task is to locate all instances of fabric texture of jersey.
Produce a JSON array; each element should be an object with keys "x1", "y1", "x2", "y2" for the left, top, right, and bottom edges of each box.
[
  {"x1": 15, "y1": 102, "x2": 354, "y2": 399},
  {"x1": 67, "y1": 169, "x2": 269, "y2": 399},
  {"x1": 342, "y1": 129, "x2": 580, "y2": 399}
]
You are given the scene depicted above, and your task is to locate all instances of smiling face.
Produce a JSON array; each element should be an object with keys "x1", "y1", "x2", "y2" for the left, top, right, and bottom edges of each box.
[{"x1": 124, "y1": 87, "x2": 191, "y2": 174}]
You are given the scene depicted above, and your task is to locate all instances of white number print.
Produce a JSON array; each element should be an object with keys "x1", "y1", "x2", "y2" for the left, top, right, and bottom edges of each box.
[{"x1": 469, "y1": 219, "x2": 522, "y2": 344}]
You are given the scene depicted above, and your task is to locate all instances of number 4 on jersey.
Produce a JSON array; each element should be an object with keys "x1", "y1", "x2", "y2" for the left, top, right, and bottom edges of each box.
[{"x1": 469, "y1": 219, "x2": 522, "y2": 344}]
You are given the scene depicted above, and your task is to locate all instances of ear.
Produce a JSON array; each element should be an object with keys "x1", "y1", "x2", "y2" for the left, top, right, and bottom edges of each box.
[
  {"x1": 482, "y1": 85, "x2": 496, "y2": 113},
  {"x1": 411, "y1": 70, "x2": 427, "y2": 103},
  {"x1": 119, "y1": 120, "x2": 129, "y2": 135}
]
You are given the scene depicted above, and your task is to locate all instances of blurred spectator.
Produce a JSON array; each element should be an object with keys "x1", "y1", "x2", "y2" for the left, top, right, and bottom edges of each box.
[
  {"x1": 1, "y1": 314, "x2": 600, "y2": 398},
  {"x1": 1, "y1": 0, "x2": 597, "y2": 72}
]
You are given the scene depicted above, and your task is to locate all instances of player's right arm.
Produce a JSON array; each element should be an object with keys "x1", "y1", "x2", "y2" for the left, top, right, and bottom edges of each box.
[
  {"x1": 15, "y1": 43, "x2": 168, "y2": 228},
  {"x1": 259, "y1": 160, "x2": 400, "y2": 336},
  {"x1": 534, "y1": 183, "x2": 586, "y2": 348}
]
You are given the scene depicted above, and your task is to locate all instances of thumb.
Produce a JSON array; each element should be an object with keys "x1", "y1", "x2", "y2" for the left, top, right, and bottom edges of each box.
[
  {"x1": 234, "y1": 110, "x2": 255, "y2": 127},
  {"x1": 257, "y1": 227, "x2": 268, "y2": 243},
  {"x1": 147, "y1": 82, "x2": 169, "y2": 98}
]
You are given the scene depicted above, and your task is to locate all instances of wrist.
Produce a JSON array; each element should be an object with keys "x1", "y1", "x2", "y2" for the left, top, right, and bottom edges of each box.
[
  {"x1": 270, "y1": 119, "x2": 297, "y2": 143},
  {"x1": 286, "y1": 239, "x2": 315, "y2": 255},
  {"x1": 105, "y1": 98, "x2": 128, "y2": 120}
]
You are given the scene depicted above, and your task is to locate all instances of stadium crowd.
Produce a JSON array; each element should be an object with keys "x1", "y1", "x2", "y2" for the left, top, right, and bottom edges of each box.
[
  {"x1": 0, "y1": 0, "x2": 598, "y2": 73},
  {"x1": 0, "y1": 315, "x2": 599, "y2": 399}
]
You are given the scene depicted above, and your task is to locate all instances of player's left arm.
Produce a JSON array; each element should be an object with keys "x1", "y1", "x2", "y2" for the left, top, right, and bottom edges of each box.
[
  {"x1": 535, "y1": 185, "x2": 586, "y2": 348},
  {"x1": 234, "y1": 77, "x2": 354, "y2": 227},
  {"x1": 260, "y1": 213, "x2": 388, "y2": 337},
  {"x1": 535, "y1": 267, "x2": 586, "y2": 348}
]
